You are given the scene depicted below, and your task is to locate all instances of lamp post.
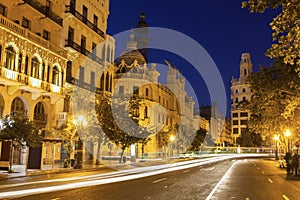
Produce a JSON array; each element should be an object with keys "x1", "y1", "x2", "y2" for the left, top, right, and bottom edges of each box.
[
  {"x1": 169, "y1": 135, "x2": 175, "y2": 159},
  {"x1": 73, "y1": 114, "x2": 87, "y2": 169},
  {"x1": 284, "y1": 129, "x2": 291, "y2": 152},
  {"x1": 274, "y1": 134, "x2": 279, "y2": 160}
]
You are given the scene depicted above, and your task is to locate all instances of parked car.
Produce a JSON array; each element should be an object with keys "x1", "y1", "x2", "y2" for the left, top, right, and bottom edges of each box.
[{"x1": 278, "y1": 155, "x2": 287, "y2": 168}]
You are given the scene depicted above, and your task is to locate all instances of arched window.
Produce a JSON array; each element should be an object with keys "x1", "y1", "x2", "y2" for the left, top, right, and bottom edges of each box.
[
  {"x1": 18, "y1": 53, "x2": 22, "y2": 73},
  {"x1": 41, "y1": 62, "x2": 45, "y2": 81},
  {"x1": 106, "y1": 46, "x2": 110, "y2": 62},
  {"x1": 109, "y1": 75, "x2": 112, "y2": 92},
  {"x1": 11, "y1": 97, "x2": 26, "y2": 115},
  {"x1": 52, "y1": 66, "x2": 60, "y2": 85},
  {"x1": 34, "y1": 102, "x2": 47, "y2": 127},
  {"x1": 105, "y1": 72, "x2": 109, "y2": 91},
  {"x1": 100, "y1": 73, "x2": 104, "y2": 90},
  {"x1": 5, "y1": 46, "x2": 16, "y2": 71},
  {"x1": 102, "y1": 44, "x2": 106, "y2": 60},
  {"x1": 66, "y1": 61, "x2": 72, "y2": 83},
  {"x1": 144, "y1": 106, "x2": 148, "y2": 118},
  {"x1": 31, "y1": 57, "x2": 40, "y2": 79},
  {"x1": 145, "y1": 88, "x2": 149, "y2": 97}
]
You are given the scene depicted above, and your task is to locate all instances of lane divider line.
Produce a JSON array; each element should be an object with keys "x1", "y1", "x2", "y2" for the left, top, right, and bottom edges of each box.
[
  {"x1": 152, "y1": 178, "x2": 167, "y2": 184},
  {"x1": 268, "y1": 178, "x2": 273, "y2": 184},
  {"x1": 282, "y1": 194, "x2": 289, "y2": 200},
  {"x1": 205, "y1": 161, "x2": 237, "y2": 200},
  {"x1": 183, "y1": 170, "x2": 190, "y2": 173}
]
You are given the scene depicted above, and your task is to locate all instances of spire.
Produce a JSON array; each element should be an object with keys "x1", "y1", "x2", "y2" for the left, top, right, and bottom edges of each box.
[
  {"x1": 136, "y1": 13, "x2": 148, "y2": 28},
  {"x1": 124, "y1": 29, "x2": 138, "y2": 53},
  {"x1": 135, "y1": 13, "x2": 149, "y2": 63}
]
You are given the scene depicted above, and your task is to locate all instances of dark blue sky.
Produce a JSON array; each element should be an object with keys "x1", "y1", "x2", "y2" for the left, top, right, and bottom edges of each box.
[{"x1": 107, "y1": 0, "x2": 279, "y2": 117}]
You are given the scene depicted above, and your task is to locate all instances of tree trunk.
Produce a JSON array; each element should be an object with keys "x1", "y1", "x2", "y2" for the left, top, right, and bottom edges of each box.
[
  {"x1": 96, "y1": 141, "x2": 101, "y2": 165},
  {"x1": 141, "y1": 143, "x2": 144, "y2": 158},
  {"x1": 119, "y1": 148, "x2": 125, "y2": 163},
  {"x1": 9, "y1": 140, "x2": 14, "y2": 173}
]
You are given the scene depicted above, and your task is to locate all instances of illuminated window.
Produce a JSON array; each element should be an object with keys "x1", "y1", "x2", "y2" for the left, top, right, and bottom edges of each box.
[
  {"x1": 31, "y1": 57, "x2": 40, "y2": 79},
  {"x1": 5, "y1": 46, "x2": 16, "y2": 71},
  {"x1": 52, "y1": 66, "x2": 60, "y2": 86}
]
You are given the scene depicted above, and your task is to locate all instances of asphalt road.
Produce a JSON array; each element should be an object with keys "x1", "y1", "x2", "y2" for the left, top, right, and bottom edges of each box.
[{"x1": 1, "y1": 157, "x2": 299, "y2": 200}]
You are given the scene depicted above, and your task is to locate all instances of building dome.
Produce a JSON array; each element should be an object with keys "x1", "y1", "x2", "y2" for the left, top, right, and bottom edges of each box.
[{"x1": 116, "y1": 33, "x2": 146, "y2": 67}]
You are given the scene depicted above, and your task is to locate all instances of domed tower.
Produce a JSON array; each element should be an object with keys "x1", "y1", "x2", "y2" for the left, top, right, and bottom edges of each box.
[
  {"x1": 135, "y1": 13, "x2": 149, "y2": 63},
  {"x1": 115, "y1": 32, "x2": 147, "y2": 74}
]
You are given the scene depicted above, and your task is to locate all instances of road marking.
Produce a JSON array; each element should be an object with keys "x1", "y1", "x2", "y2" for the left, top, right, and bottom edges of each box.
[
  {"x1": 261, "y1": 171, "x2": 265, "y2": 174},
  {"x1": 203, "y1": 167, "x2": 215, "y2": 171},
  {"x1": 245, "y1": 198, "x2": 250, "y2": 200},
  {"x1": 282, "y1": 194, "x2": 290, "y2": 200},
  {"x1": 51, "y1": 198, "x2": 60, "y2": 200},
  {"x1": 205, "y1": 161, "x2": 237, "y2": 200},
  {"x1": 152, "y1": 178, "x2": 167, "y2": 184},
  {"x1": 183, "y1": 170, "x2": 190, "y2": 173},
  {"x1": 257, "y1": 167, "x2": 260, "y2": 170},
  {"x1": 268, "y1": 178, "x2": 273, "y2": 184},
  {"x1": 164, "y1": 185, "x2": 168, "y2": 188}
]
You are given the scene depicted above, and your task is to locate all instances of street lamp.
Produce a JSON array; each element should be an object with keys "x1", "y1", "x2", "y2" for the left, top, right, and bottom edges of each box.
[
  {"x1": 284, "y1": 129, "x2": 291, "y2": 152},
  {"x1": 73, "y1": 114, "x2": 87, "y2": 169},
  {"x1": 274, "y1": 134, "x2": 279, "y2": 160},
  {"x1": 169, "y1": 135, "x2": 175, "y2": 159}
]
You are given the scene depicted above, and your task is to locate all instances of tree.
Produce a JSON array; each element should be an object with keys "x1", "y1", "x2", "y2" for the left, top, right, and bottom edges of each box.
[
  {"x1": 241, "y1": 60, "x2": 300, "y2": 141},
  {"x1": 236, "y1": 129, "x2": 262, "y2": 147},
  {"x1": 0, "y1": 112, "x2": 41, "y2": 172},
  {"x1": 188, "y1": 128, "x2": 207, "y2": 151},
  {"x1": 95, "y1": 93, "x2": 152, "y2": 163},
  {"x1": 54, "y1": 116, "x2": 78, "y2": 168},
  {"x1": 242, "y1": 0, "x2": 300, "y2": 66}
]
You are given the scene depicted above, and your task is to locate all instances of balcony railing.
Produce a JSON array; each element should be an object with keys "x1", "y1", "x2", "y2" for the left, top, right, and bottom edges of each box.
[
  {"x1": 0, "y1": 67, "x2": 64, "y2": 95},
  {"x1": 65, "y1": 5, "x2": 104, "y2": 38},
  {"x1": 0, "y1": 15, "x2": 67, "y2": 58},
  {"x1": 65, "y1": 39, "x2": 103, "y2": 64},
  {"x1": 23, "y1": 0, "x2": 63, "y2": 26}
]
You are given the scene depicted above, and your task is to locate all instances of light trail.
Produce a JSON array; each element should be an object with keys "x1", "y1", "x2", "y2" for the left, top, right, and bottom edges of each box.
[{"x1": 0, "y1": 154, "x2": 269, "y2": 199}]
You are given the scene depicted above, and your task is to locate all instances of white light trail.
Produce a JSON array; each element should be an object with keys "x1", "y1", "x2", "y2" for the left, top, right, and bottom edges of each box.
[{"x1": 0, "y1": 154, "x2": 269, "y2": 199}]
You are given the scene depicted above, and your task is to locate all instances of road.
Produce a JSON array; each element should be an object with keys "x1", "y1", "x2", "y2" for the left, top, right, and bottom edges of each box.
[{"x1": 0, "y1": 155, "x2": 299, "y2": 200}]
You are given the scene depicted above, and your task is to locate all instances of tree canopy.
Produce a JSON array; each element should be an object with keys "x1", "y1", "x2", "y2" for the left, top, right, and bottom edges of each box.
[
  {"x1": 95, "y1": 93, "x2": 152, "y2": 162},
  {"x1": 242, "y1": 0, "x2": 300, "y2": 65},
  {"x1": 0, "y1": 112, "x2": 41, "y2": 147},
  {"x1": 242, "y1": 60, "x2": 300, "y2": 139}
]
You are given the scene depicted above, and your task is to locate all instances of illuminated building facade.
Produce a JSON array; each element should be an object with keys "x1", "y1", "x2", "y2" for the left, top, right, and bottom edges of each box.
[{"x1": 231, "y1": 53, "x2": 252, "y2": 145}]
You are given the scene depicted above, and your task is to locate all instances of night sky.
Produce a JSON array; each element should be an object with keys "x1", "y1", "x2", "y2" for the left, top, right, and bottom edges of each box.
[{"x1": 107, "y1": 0, "x2": 279, "y2": 117}]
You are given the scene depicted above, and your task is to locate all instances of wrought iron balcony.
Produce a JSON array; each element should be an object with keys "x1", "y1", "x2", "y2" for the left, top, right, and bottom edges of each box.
[
  {"x1": 65, "y1": 39, "x2": 103, "y2": 64},
  {"x1": 23, "y1": 0, "x2": 63, "y2": 26},
  {"x1": 65, "y1": 5, "x2": 104, "y2": 38}
]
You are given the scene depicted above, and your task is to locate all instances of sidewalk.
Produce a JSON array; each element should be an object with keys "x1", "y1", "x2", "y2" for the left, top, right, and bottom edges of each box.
[{"x1": 0, "y1": 158, "x2": 177, "y2": 181}]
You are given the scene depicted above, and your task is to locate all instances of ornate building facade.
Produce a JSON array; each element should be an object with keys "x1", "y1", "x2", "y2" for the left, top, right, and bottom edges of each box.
[
  {"x1": 0, "y1": 0, "x2": 114, "y2": 169},
  {"x1": 231, "y1": 53, "x2": 253, "y2": 145}
]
